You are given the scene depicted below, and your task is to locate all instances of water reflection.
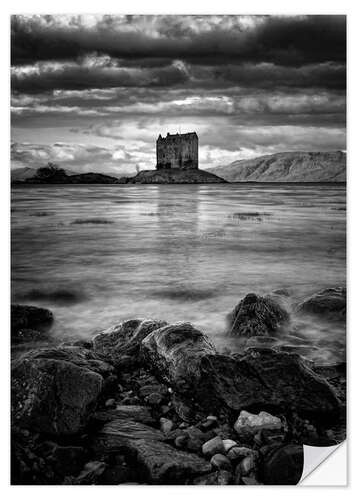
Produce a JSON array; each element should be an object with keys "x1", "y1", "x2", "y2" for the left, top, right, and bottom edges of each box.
[{"x1": 11, "y1": 183, "x2": 346, "y2": 363}]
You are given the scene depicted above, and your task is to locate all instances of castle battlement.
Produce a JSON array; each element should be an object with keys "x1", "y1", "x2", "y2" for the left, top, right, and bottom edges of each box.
[{"x1": 156, "y1": 132, "x2": 198, "y2": 170}]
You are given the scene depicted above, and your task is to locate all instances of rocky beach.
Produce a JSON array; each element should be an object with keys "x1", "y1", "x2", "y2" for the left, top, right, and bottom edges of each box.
[{"x1": 11, "y1": 288, "x2": 346, "y2": 485}]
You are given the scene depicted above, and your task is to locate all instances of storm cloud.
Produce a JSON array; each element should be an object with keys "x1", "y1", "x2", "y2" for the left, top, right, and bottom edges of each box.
[{"x1": 11, "y1": 15, "x2": 346, "y2": 175}]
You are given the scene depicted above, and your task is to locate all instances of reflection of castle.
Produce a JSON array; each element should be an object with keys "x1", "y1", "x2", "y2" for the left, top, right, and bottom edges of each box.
[{"x1": 156, "y1": 132, "x2": 198, "y2": 170}]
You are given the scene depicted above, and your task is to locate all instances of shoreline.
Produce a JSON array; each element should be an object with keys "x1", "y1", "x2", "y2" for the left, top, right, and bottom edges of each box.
[
  {"x1": 11, "y1": 181, "x2": 347, "y2": 186},
  {"x1": 11, "y1": 289, "x2": 346, "y2": 485}
]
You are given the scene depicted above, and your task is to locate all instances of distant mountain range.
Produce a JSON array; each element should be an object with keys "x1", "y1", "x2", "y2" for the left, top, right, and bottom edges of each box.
[
  {"x1": 11, "y1": 167, "x2": 38, "y2": 181},
  {"x1": 207, "y1": 151, "x2": 346, "y2": 182}
]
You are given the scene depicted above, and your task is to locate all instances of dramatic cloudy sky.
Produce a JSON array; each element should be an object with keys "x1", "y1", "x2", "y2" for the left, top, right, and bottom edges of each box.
[{"x1": 11, "y1": 14, "x2": 346, "y2": 175}]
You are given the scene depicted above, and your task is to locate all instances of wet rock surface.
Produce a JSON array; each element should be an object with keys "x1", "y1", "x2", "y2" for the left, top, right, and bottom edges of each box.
[
  {"x1": 261, "y1": 444, "x2": 304, "y2": 485},
  {"x1": 227, "y1": 293, "x2": 289, "y2": 337},
  {"x1": 93, "y1": 319, "x2": 167, "y2": 367},
  {"x1": 123, "y1": 438, "x2": 211, "y2": 484},
  {"x1": 92, "y1": 405, "x2": 154, "y2": 425},
  {"x1": 297, "y1": 287, "x2": 346, "y2": 321},
  {"x1": 11, "y1": 304, "x2": 53, "y2": 343},
  {"x1": 11, "y1": 349, "x2": 104, "y2": 435},
  {"x1": 234, "y1": 411, "x2": 282, "y2": 439},
  {"x1": 143, "y1": 325, "x2": 340, "y2": 418},
  {"x1": 11, "y1": 298, "x2": 346, "y2": 485}
]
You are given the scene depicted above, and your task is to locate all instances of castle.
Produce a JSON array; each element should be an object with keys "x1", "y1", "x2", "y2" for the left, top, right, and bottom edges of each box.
[{"x1": 156, "y1": 132, "x2": 198, "y2": 170}]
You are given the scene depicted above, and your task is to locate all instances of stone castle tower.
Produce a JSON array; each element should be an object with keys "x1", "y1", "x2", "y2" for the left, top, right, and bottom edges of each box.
[{"x1": 156, "y1": 132, "x2": 198, "y2": 170}]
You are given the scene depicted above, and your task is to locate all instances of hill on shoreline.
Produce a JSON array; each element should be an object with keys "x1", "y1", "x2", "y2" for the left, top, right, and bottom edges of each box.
[
  {"x1": 12, "y1": 151, "x2": 346, "y2": 185},
  {"x1": 207, "y1": 151, "x2": 346, "y2": 183},
  {"x1": 11, "y1": 167, "x2": 119, "y2": 185},
  {"x1": 120, "y1": 168, "x2": 226, "y2": 184}
]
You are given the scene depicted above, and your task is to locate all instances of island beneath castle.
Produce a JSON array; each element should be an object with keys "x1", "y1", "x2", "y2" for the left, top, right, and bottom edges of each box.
[
  {"x1": 120, "y1": 132, "x2": 226, "y2": 184},
  {"x1": 12, "y1": 132, "x2": 226, "y2": 185}
]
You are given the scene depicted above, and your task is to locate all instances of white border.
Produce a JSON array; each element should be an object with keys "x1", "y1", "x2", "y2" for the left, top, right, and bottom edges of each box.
[
  {"x1": 301, "y1": 442, "x2": 347, "y2": 485},
  {"x1": 1, "y1": 0, "x2": 355, "y2": 497}
]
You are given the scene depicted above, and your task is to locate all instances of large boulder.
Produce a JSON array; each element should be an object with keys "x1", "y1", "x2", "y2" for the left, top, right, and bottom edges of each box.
[
  {"x1": 11, "y1": 347, "x2": 107, "y2": 435},
  {"x1": 227, "y1": 293, "x2": 289, "y2": 337},
  {"x1": 92, "y1": 319, "x2": 166, "y2": 366},
  {"x1": 127, "y1": 438, "x2": 211, "y2": 484},
  {"x1": 260, "y1": 444, "x2": 304, "y2": 485},
  {"x1": 93, "y1": 418, "x2": 166, "y2": 452},
  {"x1": 141, "y1": 322, "x2": 216, "y2": 391},
  {"x1": 91, "y1": 405, "x2": 154, "y2": 425},
  {"x1": 141, "y1": 324, "x2": 341, "y2": 419},
  {"x1": 24, "y1": 346, "x2": 115, "y2": 377},
  {"x1": 93, "y1": 418, "x2": 211, "y2": 484},
  {"x1": 11, "y1": 304, "x2": 53, "y2": 343},
  {"x1": 297, "y1": 287, "x2": 346, "y2": 321}
]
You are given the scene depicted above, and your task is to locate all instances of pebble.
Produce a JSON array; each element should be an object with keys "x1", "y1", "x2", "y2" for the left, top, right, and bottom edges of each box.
[
  {"x1": 227, "y1": 446, "x2": 257, "y2": 462},
  {"x1": 217, "y1": 470, "x2": 232, "y2": 485},
  {"x1": 253, "y1": 431, "x2": 264, "y2": 446},
  {"x1": 175, "y1": 435, "x2": 188, "y2": 449},
  {"x1": 222, "y1": 439, "x2": 238, "y2": 452},
  {"x1": 201, "y1": 419, "x2": 217, "y2": 430},
  {"x1": 160, "y1": 417, "x2": 174, "y2": 434},
  {"x1": 239, "y1": 455, "x2": 257, "y2": 476},
  {"x1": 202, "y1": 436, "x2": 225, "y2": 457},
  {"x1": 160, "y1": 405, "x2": 170, "y2": 415},
  {"x1": 233, "y1": 465, "x2": 242, "y2": 485},
  {"x1": 76, "y1": 461, "x2": 106, "y2": 484},
  {"x1": 210, "y1": 454, "x2": 232, "y2": 471},
  {"x1": 242, "y1": 475, "x2": 262, "y2": 485},
  {"x1": 234, "y1": 410, "x2": 282, "y2": 436},
  {"x1": 145, "y1": 393, "x2": 163, "y2": 406}
]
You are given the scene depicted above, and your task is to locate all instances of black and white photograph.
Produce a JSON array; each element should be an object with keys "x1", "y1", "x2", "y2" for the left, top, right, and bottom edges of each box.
[{"x1": 10, "y1": 13, "x2": 346, "y2": 486}]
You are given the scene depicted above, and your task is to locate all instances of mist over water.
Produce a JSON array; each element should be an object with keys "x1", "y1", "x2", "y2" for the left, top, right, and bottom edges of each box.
[{"x1": 11, "y1": 183, "x2": 346, "y2": 364}]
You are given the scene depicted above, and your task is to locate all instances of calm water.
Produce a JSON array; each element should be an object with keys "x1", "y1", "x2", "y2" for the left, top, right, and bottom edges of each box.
[{"x1": 11, "y1": 183, "x2": 346, "y2": 363}]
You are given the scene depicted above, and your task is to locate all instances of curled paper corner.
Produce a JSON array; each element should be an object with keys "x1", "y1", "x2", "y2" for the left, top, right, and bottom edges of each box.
[{"x1": 299, "y1": 441, "x2": 347, "y2": 485}]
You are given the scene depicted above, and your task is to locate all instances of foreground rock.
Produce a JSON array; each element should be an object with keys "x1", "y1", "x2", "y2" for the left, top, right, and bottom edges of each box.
[
  {"x1": 192, "y1": 470, "x2": 232, "y2": 485},
  {"x1": 234, "y1": 411, "x2": 282, "y2": 439},
  {"x1": 11, "y1": 347, "x2": 111, "y2": 435},
  {"x1": 11, "y1": 304, "x2": 53, "y2": 343},
  {"x1": 94, "y1": 418, "x2": 165, "y2": 450},
  {"x1": 261, "y1": 444, "x2": 304, "y2": 485},
  {"x1": 93, "y1": 319, "x2": 166, "y2": 367},
  {"x1": 142, "y1": 323, "x2": 340, "y2": 419},
  {"x1": 131, "y1": 439, "x2": 211, "y2": 484},
  {"x1": 297, "y1": 287, "x2": 346, "y2": 321},
  {"x1": 23, "y1": 346, "x2": 115, "y2": 376},
  {"x1": 93, "y1": 419, "x2": 211, "y2": 483},
  {"x1": 141, "y1": 322, "x2": 215, "y2": 385},
  {"x1": 227, "y1": 293, "x2": 289, "y2": 337},
  {"x1": 11, "y1": 298, "x2": 345, "y2": 485},
  {"x1": 92, "y1": 405, "x2": 154, "y2": 425}
]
